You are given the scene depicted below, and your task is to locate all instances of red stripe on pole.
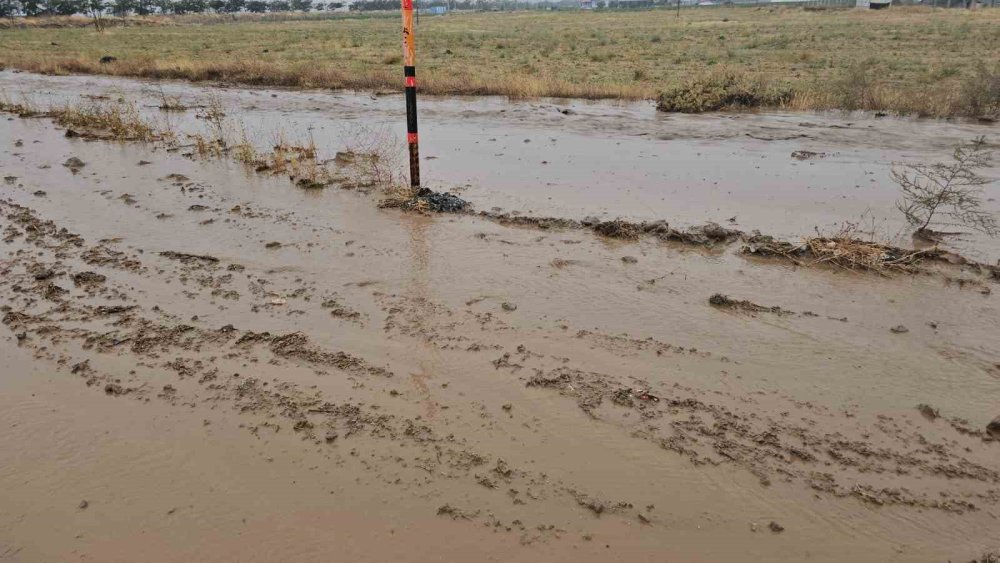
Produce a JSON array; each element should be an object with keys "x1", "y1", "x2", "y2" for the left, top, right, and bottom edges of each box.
[
  {"x1": 407, "y1": 133, "x2": 419, "y2": 144},
  {"x1": 405, "y1": 76, "x2": 416, "y2": 88},
  {"x1": 402, "y1": 0, "x2": 413, "y2": 9}
]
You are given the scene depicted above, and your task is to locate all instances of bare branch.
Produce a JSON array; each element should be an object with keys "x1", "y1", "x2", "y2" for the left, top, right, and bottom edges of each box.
[{"x1": 892, "y1": 136, "x2": 997, "y2": 237}]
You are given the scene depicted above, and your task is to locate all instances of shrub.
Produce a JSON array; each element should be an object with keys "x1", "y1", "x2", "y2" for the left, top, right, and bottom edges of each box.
[
  {"x1": 656, "y1": 68, "x2": 793, "y2": 113},
  {"x1": 958, "y1": 61, "x2": 1000, "y2": 119}
]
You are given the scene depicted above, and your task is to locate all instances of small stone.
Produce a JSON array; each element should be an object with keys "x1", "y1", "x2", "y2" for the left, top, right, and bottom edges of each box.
[
  {"x1": 78, "y1": 500, "x2": 89, "y2": 509},
  {"x1": 501, "y1": 403, "x2": 512, "y2": 411},
  {"x1": 621, "y1": 256, "x2": 638, "y2": 264},
  {"x1": 768, "y1": 521, "x2": 784, "y2": 533},
  {"x1": 501, "y1": 302, "x2": 517, "y2": 312},
  {"x1": 890, "y1": 325, "x2": 909, "y2": 334}
]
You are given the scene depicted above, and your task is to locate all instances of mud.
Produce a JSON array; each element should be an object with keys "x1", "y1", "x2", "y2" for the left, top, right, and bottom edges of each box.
[{"x1": 1, "y1": 74, "x2": 999, "y2": 563}]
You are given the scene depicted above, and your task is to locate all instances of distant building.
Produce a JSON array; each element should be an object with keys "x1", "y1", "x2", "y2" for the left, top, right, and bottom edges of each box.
[
  {"x1": 580, "y1": 0, "x2": 595, "y2": 9},
  {"x1": 419, "y1": 5, "x2": 448, "y2": 13}
]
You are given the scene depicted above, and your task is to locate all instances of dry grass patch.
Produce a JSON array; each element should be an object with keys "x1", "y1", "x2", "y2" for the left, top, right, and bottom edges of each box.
[
  {"x1": 2, "y1": 7, "x2": 998, "y2": 114},
  {"x1": 54, "y1": 99, "x2": 164, "y2": 142}
]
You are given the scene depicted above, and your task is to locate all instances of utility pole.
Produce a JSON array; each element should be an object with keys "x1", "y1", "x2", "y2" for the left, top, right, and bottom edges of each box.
[{"x1": 401, "y1": 0, "x2": 421, "y2": 188}]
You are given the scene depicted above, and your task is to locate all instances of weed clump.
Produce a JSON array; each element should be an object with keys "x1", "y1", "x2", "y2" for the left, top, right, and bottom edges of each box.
[
  {"x1": 657, "y1": 69, "x2": 793, "y2": 113},
  {"x1": 958, "y1": 62, "x2": 1000, "y2": 120},
  {"x1": 0, "y1": 94, "x2": 42, "y2": 117},
  {"x1": 592, "y1": 219, "x2": 642, "y2": 240},
  {"x1": 54, "y1": 99, "x2": 164, "y2": 142}
]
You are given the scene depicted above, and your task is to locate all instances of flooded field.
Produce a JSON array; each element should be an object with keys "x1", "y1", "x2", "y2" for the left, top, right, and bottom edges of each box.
[
  {"x1": 4, "y1": 71, "x2": 999, "y2": 260},
  {"x1": 1, "y1": 72, "x2": 999, "y2": 562}
]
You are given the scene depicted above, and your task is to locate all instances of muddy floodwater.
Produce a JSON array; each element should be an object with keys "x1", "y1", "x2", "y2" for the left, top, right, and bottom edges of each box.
[{"x1": 1, "y1": 72, "x2": 999, "y2": 562}]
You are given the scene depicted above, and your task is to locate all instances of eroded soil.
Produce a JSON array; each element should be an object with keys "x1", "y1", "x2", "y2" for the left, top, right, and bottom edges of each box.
[{"x1": 1, "y1": 89, "x2": 999, "y2": 562}]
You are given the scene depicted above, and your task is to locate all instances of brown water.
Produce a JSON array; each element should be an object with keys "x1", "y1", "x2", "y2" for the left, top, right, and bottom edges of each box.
[
  {"x1": 3, "y1": 70, "x2": 998, "y2": 261},
  {"x1": 1, "y1": 75, "x2": 999, "y2": 562}
]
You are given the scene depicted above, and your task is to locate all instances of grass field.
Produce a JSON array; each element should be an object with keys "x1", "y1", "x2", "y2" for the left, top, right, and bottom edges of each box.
[{"x1": 1, "y1": 7, "x2": 999, "y2": 116}]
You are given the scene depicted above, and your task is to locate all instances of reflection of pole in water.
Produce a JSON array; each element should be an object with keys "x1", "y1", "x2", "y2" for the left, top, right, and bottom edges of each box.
[
  {"x1": 400, "y1": 0, "x2": 421, "y2": 188},
  {"x1": 404, "y1": 215, "x2": 439, "y2": 419}
]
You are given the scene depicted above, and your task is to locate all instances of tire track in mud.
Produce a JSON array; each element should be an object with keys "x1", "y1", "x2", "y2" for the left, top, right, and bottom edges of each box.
[
  {"x1": 0, "y1": 198, "x2": 664, "y2": 541},
  {"x1": 3, "y1": 116, "x2": 1000, "y2": 552},
  {"x1": 372, "y1": 288, "x2": 1000, "y2": 516}
]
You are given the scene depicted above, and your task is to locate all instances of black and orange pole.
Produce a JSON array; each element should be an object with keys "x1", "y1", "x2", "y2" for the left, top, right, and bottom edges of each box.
[{"x1": 401, "y1": 0, "x2": 420, "y2": 188}]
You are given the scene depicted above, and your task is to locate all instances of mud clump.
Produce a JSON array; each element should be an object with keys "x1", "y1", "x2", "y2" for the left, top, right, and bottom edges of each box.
[
  {"x1": 295, "y1": 178, "x2": 325, "y2": 190},
  {"x1": 917, "y1": 404, "x2": 941, "y2": 420},
  {"x1": 741, "y1": 231, "x2": 803, "y2": 258},
  {"x1": 987, "y1": 416, "x2": 1000, "y2": 439},
  {"x1": 159, "y1": 251, "x2": 219, "y2": 264},
  {"x1": 410, "y1": 188, "x2": 469, "y2": 213},
  {"x1": 571, "y1": 491, "x2": 633, "y2": 517},
  {"x1": 708, "y1": 293, "x2": 791, "y2": 315},
  {"x1": 30, "y1": 265, "x2": 56, "y2": 281},
  {"x1": 381, "y1": 188, "x2": 469, "y2": 213},
  {"x1": 62, "y1": 157, "x2": 86, "y2": 170},
  {"x1": 436, "y1": 504, "x2": 480, "y2": 520},
  {"x1": 238, "y1": 331, "x2": 392, "y2": 378},
  {"x1": 791, "y1": 150, "x2": 826, "y2": 160},
  {"x1": 479, "y1": 212, "x2": 579, "y2": 231},
  {"x1": 665, "y1": 223, "x2": 740, "y2": 246},
  {"x1": 72, "y1": 271, "x2": 106, "y2": 286}
]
